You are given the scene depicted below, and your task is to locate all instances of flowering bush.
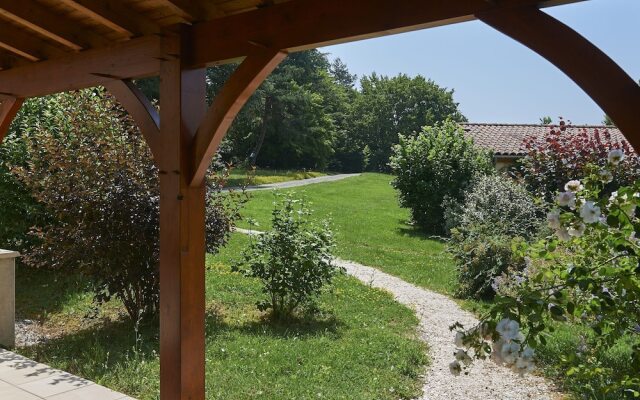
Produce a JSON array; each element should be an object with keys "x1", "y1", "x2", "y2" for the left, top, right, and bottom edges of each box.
[
  {"x1": 389, "y1": 119, "x2": 493, "y2": 234},
  {"x1": 232, "y1": 194, "x2": 340, "y2": 319},
  {"x1": 448, "y1": 175, "x2": 543, "y2": 299},
  {"x1": 451, "y1": 149, "x2": 640, "y2": 398},
  {"x1": 518, "y1": 119, "x2": 640, "y2": 202}
]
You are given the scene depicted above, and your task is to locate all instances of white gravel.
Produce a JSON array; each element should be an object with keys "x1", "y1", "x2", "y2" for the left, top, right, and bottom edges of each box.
[
  {"x1": 337, "y1": 259, "x2": 561, "y2": 400},
  {"x1": 236, "y1": 227, "x2": 561, "y2": 399}
]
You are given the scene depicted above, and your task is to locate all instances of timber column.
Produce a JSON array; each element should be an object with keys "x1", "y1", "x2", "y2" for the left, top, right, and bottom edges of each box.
[{"x1": 158, "y1": 28, "x2": 207, "y2": 400}]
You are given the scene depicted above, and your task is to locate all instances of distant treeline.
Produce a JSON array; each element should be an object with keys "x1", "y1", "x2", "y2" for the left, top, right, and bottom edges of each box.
[{"x1": 137, "y1": 50, "x2": 466, "y2": 172}]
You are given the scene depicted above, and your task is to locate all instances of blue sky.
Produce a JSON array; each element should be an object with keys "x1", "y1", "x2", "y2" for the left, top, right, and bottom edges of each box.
[{"x1": 320, "y1": 0, "x2": 640, "y2": 125}]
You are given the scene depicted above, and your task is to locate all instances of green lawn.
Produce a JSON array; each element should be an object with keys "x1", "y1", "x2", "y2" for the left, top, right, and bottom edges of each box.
[
  {"x1": 16, "y1": 233, "x2": 427, "y2": 400},
  {"x1": 238, "y1": 173, "x2": 457, "y2": 295},
  {"x1": 225, "y1": 167, "x2": 327, "y2": 187}
]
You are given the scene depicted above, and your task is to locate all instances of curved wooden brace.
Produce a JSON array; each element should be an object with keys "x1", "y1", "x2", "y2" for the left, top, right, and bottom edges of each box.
[
  {"x1": 104, "y1": 79, "x2": 161, "y2": 162},
  {"x1": 189, "y1": 47, "x2": 287, "y2": 186},
  {"x1": 477, "y1": 6, "x2": 640, "y2": 148},
  {"x1": 0, "y1": 96, "x2": 24, "y2": 143}
]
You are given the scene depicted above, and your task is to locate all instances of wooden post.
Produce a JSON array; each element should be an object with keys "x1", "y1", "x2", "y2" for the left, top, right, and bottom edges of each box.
[{"x1": 158, "y1": 29, "x2": 207, "y2": 400}]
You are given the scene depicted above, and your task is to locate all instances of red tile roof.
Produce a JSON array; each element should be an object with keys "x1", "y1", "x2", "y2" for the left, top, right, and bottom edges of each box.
[{"x1": 462, "y1": 123, "x2": 626, "y2": 157}]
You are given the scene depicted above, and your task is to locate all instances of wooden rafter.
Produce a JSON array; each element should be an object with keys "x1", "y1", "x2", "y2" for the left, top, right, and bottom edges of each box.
[
  {"x1": 0, "y1": 21, "x2": 67, "y2": 62},
  {"x1": 478, "y1": 6, "x2": 640, "y2": 149},
  {"x1": 187, "y1": 0, "x2": 585, "y2": 66},
  {"x1": 0, "y1": 35, "x2": 161, "y2": 98},
  {"x1": 61, "y1": 0, "x2": 159, "y2": 37},
  {"x1": 0, "y1": 0, "x2": 584, "y2": 98},
  {"x1": 160, "y1": 0, "x2": 222, "y2": 22},
  {"x1": 0, "y1": 1, "x2": 108, "y2": 50},
  {"x1": 0, "y1": 97, "x2": 23, "y2": 142},
  {"x1": 189, "y1": 47, "x2": 286, "y2": 186},
  {"x1": 103, "y1": 79, "x2": 161, "y2": 161}
]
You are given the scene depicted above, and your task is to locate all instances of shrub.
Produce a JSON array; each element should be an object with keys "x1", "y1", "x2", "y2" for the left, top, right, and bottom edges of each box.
[
  {"x1": 448, "y1": 175, "x2": 543, "y2": 299},
  {"x1": 389, "y1": 119, "x2": 493, "y2": 234},
  {"x1": 233, "y1": 194, "x2": 339, "y2": 319},
  {"x1": 518, "y1": 119, "x2": 640, "y2": 202},
  {"x1": 8, "y1": 89, "x2": 246, "y2": 321},
  {"x1": 452, "y1": 151, "x2": 640, "y2": 397}
]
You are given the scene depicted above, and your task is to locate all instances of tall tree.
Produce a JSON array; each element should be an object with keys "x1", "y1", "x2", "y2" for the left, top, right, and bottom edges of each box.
[{"x1": 347, "y1": 73, "x2": 466, "y2": 171}]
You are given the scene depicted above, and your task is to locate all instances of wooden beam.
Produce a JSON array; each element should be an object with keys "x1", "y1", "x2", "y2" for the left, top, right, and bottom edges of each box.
[
  {"x1": 61, "y1": 0, "x2": 159, "y2": 37},
  {"x1": 0, "y1": 35, "x2": 161, "y2": 98},
  {"x1": 103, "y1": 79, "x2": 161, "y2": 161},
  {"x1": 478, "y1": 6, "x2": 640, "y2": 149},
  {"x1": 0, "y1": 22, "x2": 68, "y2": 62},
  {"x1": 0, "y1": 1, "x2": 109, "y2": 50},
  {"x1": 186, "y1": 0, "x2": 585, "y2": 67},
  {"x1": 189, "y1": 47, "x2": 286, "y2": 186},
  {"x1": 0, "y1": 97, "x2": 23, "y2": 142},
  {"x1": 158, "y1": 29, "x2": 207, "y2": 400},
  {"x1": 0, "y1": 0, "x2": 583, "y2": 98},
  {"x1": 160, "y1": 0, "x2": 222, "y2": 22}
]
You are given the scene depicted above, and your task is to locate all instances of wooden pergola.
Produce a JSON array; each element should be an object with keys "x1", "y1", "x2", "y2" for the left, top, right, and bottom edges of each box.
[{"x1": 0, "y1": 0, "x2": 638, "y2": 398}]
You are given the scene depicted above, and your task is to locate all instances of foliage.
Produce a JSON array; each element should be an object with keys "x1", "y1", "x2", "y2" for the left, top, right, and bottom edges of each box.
[
  {"x1": 212, "y1": 51, "x2": 344, "y2": 170},
  {"x1": 452, "y1": 150, "x2": 640, "y2": 398},
  {"x1": 347, "y1": 73, "x2": 466, "y2": 171},
  {"x1": 233, "y1": 194, "x2": 340, "y2": 318},
  {"x1": 447, "y1": 175, "x2": 544, "y2": 299},
  {"x1": 16, "y1": 233, "x2": 427, "y2": 400},
  {"x1": 238, "y1": 173, "x2": 457, "y2": 295},
  {"x1": 8, "y1": 89, "x2": 245, "y2": 321},
  {"x1": 389, "y1": 120, "x2": 493, "y2": 234},
  {"x1": 518, "y1": 119, "x2": 640, "y2": 202},
  {"x1": 446, "y1": 174, "x2": 544, "y2": 238}
]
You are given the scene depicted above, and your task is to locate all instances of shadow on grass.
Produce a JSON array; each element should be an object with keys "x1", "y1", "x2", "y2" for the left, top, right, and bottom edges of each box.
[
  {"x1": 15, "y1": 265, "x2": 92, "y2": 321},
  {"x1": 395, "y1": 224, "x2": 448, "y2": 243},
  {"x1": 21, "y1": 301, "x2": 343, "y2": 380}
]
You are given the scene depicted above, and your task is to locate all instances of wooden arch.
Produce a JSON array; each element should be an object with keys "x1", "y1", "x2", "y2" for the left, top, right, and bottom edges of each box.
[{"x1": 0, "y1": 2, "x2": 639, "y2": 400}]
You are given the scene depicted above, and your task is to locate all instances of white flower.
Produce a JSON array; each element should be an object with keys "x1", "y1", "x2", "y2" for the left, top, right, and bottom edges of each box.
[
  {"x1": 564, "y1": 180, "x2": 584, "y2": 192},
  {"x1": 599, "y1": 169, "x2": 613, "y2": 183},
  {"x1": 500, "y1": 341, "x2": 521, "y2": 365},
  {"x1": 546, "y1": 209, "x2": 561, "y2": 229},
  {"x1": 449, "y1": 360, "x2": 462, "y2": 376},
  {"x1": 556, "y1": 191, "x2": 576, "y2": 208},
  {"x1": 580, "y1": 201, "x2": 601, "y2": 224},
  {"x1": 608, "y1": 149, "x2": 625, "y2": 165},
  {"x1": 496, "y1": 318, "x2": 520, "y2": 341},
  {"x1": 454, "y1": 331, "x2": 465, "y2": 347},
  {"x1": 556, "y1": 227, "x2": 571, "y2": 241},
  {"x1": 521, "y1": 346, "x2": 535, "y2": 361},
  {"x1": 568, "y1": 223, "x2": 586, "y2": 237},
  {"x1": 454, "y1": 349, "x2": 473, "y2": 366}
]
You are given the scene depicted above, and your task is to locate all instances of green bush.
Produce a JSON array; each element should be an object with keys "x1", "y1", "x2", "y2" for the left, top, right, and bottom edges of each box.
[
  {"x1": 389, "y1": 119, "x2": 492, "y2": 234},
  {"x1": 8, "y1": 89, "x2": 246, "y2": 321},
  {"x1": 233, "y1": 194, "x2": 340, "y2": 319},
  {"x1": 448, "y1": 174, "x2": 543, "y2": 299}
]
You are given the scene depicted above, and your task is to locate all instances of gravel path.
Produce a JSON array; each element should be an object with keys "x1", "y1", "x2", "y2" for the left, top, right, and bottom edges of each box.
[
  {"x1": 236, "y1": 227, "x2": 561, "y2": 400},
  {"x1": 226, "y1": 173, "x2": 360, "y2": 192}
]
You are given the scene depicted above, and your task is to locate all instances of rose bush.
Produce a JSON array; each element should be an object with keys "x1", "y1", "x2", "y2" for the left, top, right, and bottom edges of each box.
[{"x1": 450, "y1": 149, "x2": 640, "y2": 398}]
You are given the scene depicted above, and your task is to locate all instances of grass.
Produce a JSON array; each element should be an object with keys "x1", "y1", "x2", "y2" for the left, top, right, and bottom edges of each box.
[
  {"x1": 16, "y1": 233, "x2": 427, "y2": 400},
  {"x1": 236, "y1": 172, "x2": 639, "y2": 399},
  {"x1": 238, "y1": 173, "x2": 458, "y2": 295},
  {"x1": 225, "y1": 167, "x2": 327, "y2": 187}
]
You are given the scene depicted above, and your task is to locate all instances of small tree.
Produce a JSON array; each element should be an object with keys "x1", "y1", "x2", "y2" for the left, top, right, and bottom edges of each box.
[
  {"x1": 9, "y1": 89, "x2": 246, "y2": 321},
  {"x1": 518, "y1": 119, "x2": 640, "y2": 202},
  {"x1": 233, "y1": 194, "x2": 339, "y2": 319},
  {"x1": 389, "y1": 119, "x2": 493, "y2": 234}
]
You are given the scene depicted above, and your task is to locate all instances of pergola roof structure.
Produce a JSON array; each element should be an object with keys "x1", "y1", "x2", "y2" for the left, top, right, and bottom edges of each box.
[{"x1": 1, "y1": 1, "x2": 639, "y2": 399}]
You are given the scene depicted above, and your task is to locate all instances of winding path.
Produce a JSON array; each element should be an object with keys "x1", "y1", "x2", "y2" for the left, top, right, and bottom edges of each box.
[
  {"x1": 236, "y1": 228, "x2": 561, "y2": 400},
  {"x1": 225, "y1": 173, "x2": 360, "y2": 192}
]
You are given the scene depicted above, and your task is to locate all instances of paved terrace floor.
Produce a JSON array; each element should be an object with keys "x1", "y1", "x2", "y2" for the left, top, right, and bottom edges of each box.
[{"x1": 0, "y1": 349, "x2": 132, "y2": 400}]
